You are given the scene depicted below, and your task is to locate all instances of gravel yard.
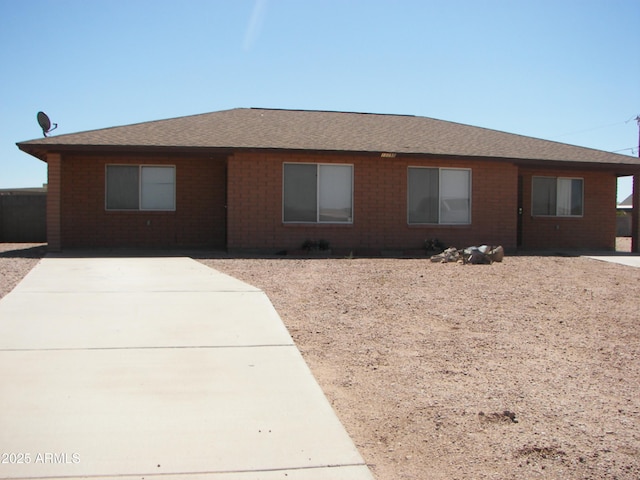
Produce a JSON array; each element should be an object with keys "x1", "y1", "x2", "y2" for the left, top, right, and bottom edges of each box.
[
  {"x1": 1, "y1": 242, "x2": 639, "y2": 479},
  {"x1": 200, "y1": 251, "x2": 640, "y2": 479},
  {"x1": 0, "y1": 243, "x2": 47, "y2": 299}
]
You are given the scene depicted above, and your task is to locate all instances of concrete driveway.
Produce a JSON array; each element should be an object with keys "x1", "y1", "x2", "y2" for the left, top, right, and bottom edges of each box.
[{"x1": 0, "y1": 256, "x2": 373, "y2": 479}]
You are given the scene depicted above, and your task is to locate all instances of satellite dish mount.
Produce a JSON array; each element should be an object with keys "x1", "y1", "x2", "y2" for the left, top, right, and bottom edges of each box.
[{"x1": 37, "y1": 111, "x2": 57, "y2": 137}]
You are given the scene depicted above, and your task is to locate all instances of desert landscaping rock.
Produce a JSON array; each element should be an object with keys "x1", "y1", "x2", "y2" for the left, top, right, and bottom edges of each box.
[{"x1": 1, "y1": 243, "x2": 638, "y2": 479}]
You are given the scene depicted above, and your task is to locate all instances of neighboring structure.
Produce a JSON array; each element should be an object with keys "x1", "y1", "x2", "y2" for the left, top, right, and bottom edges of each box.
[
  {"x1": 0, "y1": 186, "x2": 47, "y2": 194},
  {"x1": 618, "y1": 194, "x2": 633, "y2": 210},
  {"x1": 16, "y1": 108, "x2": 640, "y2": 253}
]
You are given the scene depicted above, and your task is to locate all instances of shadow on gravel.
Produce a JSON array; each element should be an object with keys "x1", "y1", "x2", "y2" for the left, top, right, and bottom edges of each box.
[
  {"x1": 0, "y1": 245, "x2": 48, "y2": 258},
  {"x1": 43, "y1": 248, "x2": 234, "y2": 259},
  {"x1": 3, "y1": 242, "x2": 635, "y2": 261}
]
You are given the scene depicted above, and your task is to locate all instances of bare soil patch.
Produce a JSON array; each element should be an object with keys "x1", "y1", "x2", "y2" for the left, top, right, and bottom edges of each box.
[
  {"x1": 199, "y1": 254, "x2": 640, "y2": 479},
  {"x1": 1, "y1": 243, "x2": 638, "y2": 478}
]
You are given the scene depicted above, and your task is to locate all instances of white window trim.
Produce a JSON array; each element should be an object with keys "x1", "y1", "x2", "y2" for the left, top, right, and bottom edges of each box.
[
  {"x1": 282, "y1": 162, "x2": 354, "y2": 224},
  {"x1": 105, "y1": 164, "x2": 176, "y2": 212},
  {"x1": 407, "y1": 166, "x2": 472, "y2": 225},
  {"x1": 531, "y1": 176, "x2": 584, "y2": 217}
]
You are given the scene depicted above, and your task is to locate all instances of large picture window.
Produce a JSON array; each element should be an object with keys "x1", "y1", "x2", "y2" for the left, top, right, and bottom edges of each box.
[
  {"x1": 408, "y1": 167, "x2": 471, "y2": 224},
  {"x1": 106, "y1": 165, "x2": 175, "y2": 211},
  {"x1": 283, "y1": 163, "x2": 353, "y2": 223},
  {"x1": 532, "y1": 176, "x2": 583, "y2": 216}
]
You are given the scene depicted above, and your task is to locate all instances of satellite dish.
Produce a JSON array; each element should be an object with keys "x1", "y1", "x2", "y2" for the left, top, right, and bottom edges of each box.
[{"x1": 37, "y1": 111, "x2": 57, "y2": 137}]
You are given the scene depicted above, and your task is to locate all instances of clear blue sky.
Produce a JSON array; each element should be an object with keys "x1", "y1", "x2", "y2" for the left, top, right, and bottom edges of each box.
[{"x1": 1, "y1": 0, "x2": 638, "y2": 201}]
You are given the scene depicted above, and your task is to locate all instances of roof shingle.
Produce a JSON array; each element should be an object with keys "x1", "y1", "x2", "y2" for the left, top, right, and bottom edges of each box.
[{"x1": 17, "y1": 108, "x2": 640, "y2": 167}]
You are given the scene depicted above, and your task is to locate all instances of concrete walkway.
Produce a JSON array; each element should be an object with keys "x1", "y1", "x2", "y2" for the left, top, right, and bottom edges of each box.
[
  {"x1": 0, "y1": 256, "x2": 374, "y2": 479},
  {"x1": 583, "y1": 254, "x2": 640, "y2": 268}
]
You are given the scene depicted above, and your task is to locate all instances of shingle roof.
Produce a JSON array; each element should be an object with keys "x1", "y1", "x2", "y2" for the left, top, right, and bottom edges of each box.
[{"x1": 17, "y1": 108, "x2": 640, "y2": 167}]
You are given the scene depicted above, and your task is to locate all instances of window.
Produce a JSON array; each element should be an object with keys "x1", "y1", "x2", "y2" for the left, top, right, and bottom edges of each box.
[
  {"x1": 532, "y1": 176, "x2": 583, "y2": 216},
  {"x1": 283, "y1": 163, "x2": 353, "y2": 223},
  {"x1": 408, "y1": 167, "x2": 471, "y2": 224},
  {"x1": 106, "y1": 165, "x2": 175, "y2": 211}
]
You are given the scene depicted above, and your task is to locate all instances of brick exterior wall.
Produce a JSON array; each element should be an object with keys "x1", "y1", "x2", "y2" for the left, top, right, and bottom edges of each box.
[
  {"x1": 227, "y1": 151, "x2": 520, "y2": 253},
  {"x1": 59, "y1": 153, "x2": 226, "y2": 248},
  {"x1": 518, "y1": 167, "x2": 617, "y2": 250},
  {"x1": 46, "y1": 153, "x2": 62, "y2": 251},
  {"x1": 51, "y1": 150, "x2": 619, "y2": 252}
]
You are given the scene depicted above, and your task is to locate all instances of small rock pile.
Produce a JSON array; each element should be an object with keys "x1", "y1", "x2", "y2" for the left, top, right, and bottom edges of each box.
[{"x1": 430, "y1": 245, "x2": 504, "y2": 264}]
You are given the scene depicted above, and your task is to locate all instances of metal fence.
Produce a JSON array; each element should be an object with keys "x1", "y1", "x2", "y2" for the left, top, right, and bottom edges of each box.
[
  {"x1": 0, "y1": 194, "x2": 46, "y2": 242},
  {"x1": 616, "y1": 211, "x2": 632, "y2": 237}
]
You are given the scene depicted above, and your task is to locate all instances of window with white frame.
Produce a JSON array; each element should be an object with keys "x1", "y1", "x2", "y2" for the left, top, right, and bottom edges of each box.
[
  {"x1": 283, "y1": 163, "x2": 353, "y2": 223},
  {"x1": 532, "y1": 176, "x2": 583, "y2": 216},
  {"x1": 408, "y1": 167, "x2": 471, "y2": 224},
  {"x1": 106, "y1": 165, "x2": 176, "y2": 211}
]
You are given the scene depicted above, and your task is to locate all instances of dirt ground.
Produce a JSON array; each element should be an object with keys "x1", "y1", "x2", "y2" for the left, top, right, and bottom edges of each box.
[
  {"x1": 200, "y1": 250, "x2": 640, "y2": 479},
  {"x1": 1, "y1": 242, "x2": 639, "y2": 479},
  {"x1": 0, "y1": 243, "x2": 47, "y2": 299}
]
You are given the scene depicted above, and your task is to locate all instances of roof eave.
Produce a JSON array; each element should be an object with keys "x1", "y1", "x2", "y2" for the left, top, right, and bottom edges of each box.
[
  {"x1": 16, "y1": 142, "x2": 640, "y2": 173},
  {"x1": 16, "y1": 143, "x2": 242, "y2": 161},
  {"x1": 509, "y1": 156, "x2": 640, "y2": 174}
]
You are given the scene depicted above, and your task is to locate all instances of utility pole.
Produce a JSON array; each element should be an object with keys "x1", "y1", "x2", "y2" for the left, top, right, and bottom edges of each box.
[
  {"x1": 632, "y1": 115, "x2": 640, "y2": 252},
  {"x1": 637, "y1": 115, "x2": 640, "y2": 158}
]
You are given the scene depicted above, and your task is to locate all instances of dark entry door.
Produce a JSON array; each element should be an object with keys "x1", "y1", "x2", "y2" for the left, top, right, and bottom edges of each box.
[{"x1": 517, "y1": 175, "x2": 523, "y2": 247}]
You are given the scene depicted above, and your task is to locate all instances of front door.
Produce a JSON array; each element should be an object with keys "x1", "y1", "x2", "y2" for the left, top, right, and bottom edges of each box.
[{"x1": 517, "y1": 175, "x2": 523, "y2": 247}]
